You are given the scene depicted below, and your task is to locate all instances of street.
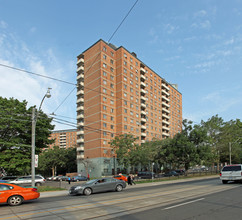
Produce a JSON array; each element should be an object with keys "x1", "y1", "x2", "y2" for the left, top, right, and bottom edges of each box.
[{"x1": 0, "y1": 177, "x2": 241, "y2": 220}]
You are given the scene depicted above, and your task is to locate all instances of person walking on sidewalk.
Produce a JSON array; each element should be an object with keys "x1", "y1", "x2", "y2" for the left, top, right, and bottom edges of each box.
[
  {"x1": 127, "y1": 174, "x2": 132, "y2": 185},
  {"x1": 131, "y1": 174, "x2": 136, "y2": 185},
  {"x1": 68, "y1": 176, "x2": 71, "y2": 184}
]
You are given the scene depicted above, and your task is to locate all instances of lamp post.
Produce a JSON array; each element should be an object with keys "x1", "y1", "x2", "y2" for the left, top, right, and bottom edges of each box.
[{"x1": 31, "y1": 88, "x2": 51, "y2": 187}]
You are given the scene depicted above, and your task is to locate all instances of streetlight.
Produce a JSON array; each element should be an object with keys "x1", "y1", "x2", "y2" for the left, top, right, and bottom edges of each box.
[
  {"x1": 229, "y1": 138, "x2": 240, "y2": 165},
  {"x1": 31, "y1": 88, "x2": 51, "y2": 187}
]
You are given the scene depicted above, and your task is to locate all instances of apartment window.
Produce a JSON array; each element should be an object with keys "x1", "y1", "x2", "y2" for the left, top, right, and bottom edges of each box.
[
  {"x1": 124, "y1": 68, "x2": 127, "y2": 73},
  {"x1": 130, "y1": 57, "x2": 133, "y2": 62},
  {"x1": 111, "y1": 108, "x2": 114, "y2": 113},
  {"x1": 130, "y1": 65, "x2": 133, "y2": 70},
  {"x1": 136, "y1": 98, "x2": 138, "y2": 103},
  {"x1": 103, "y1": 97, "x2": 107, "y2": 102},
  {"x1": 124, "y1": 92, "x2": 127, "y2": 97},
  {"x1": 130, "y1": 73, "x2": 133, "y2": 78},
  {"x1": 136, "y1": 76, "x2": 138, "y2": 81},
  {"x1": 103, "y1": 88, "x2": 107, "y2": 93},
  {"x1": 124, "y1": 109, "x2": 127, "y2": 113},
  {"x1": 111, "y1": 116, "x2": 114, "y2": 121},
  {"x1": 124, "y1": 61, "x2": 127, "y2": 66},
  {"x1": 130, "y1": 96, "x2": 133, "y2": 100},
  {"x1": 124, "y1": 100, "x2": 127, "y2": 105},
  {"x1": 103, "y1": 140, "x2": 107, "y2": 145},
  {"x1": 130, "y1": 111, "x2": 133, "y2": 116},
  {"x1": 110, "y1": 67, "x2": 114, "y2": 72},
  {"x1": 110, "y1": 75, "x2": 114, "y2": 80},
  {"x1": 103, "y1": 105, "x2": 107, "y2": 110},
  {"x1": 124, "y1": 117, "x2": 127, "y2": 122},
  {"x1": 103, "y1": 46, "x2": 107, "y2": 52},
  {"x1": 103, "y1": 71, "x2": 107, "y2": 76},
  {"x1": 130, "y1": 103, "x2": 133, "y2": 108},
  {"x1": 131, "y1": 119, "x2": 133, "y2": 123},
  {"x1": 110, "y1": 100, "x2": 114, "y2": 105},
  {"x1": 136, "y1": 61, "x2": 138, "y2": 66},
  {"x1": 111, "y1": 125, "x2": 114, "y2": 129},
  {"x1": 110, "y1": 59, "x2": 114, "y2": 64},
  {"x1": 124, "y1": 84, "x2": 127, "y2": 89},
  {"x1": 103, "y1": 63, "x2": 107, "y2": 68},
  {"x1": 103, "y1": 114, "x2": 107, "y2": 119},
  {"x1": 130, "y1": 88, "x2": 133, "y2": 92},
  {"x1": 110, "y1": 83, "x2": 114, "y2": 88},
  {"x1": 124, "y1": 125, "x2": 127, "y2": 130},
  {"x1": 103, "y1": 54, "x2": 107, "y2": 60},
  {"x1": 130, "y1": 80, "x2": 133, "y2": 85},
  {"x1": 136, "y1": 128, "x2": 139, "y2": 133},
  {"x1": 103, "y1": 131, "x2": 107, "y2": 136},
  {"x1": 131, "y1": 127, "x2": 134, "y2": 131},
  {"x1": 111, "y1": 51, "x2": 114, "y2": 56},
  {"x1": 103, "y1": 80, "x2": 107, "y2": 85},
  {"x1": 124, "y1": 76, "x2": 127, "y2": 81},
  {"x1": 103, "y1": 122, "x2": 107, "y2": 128},
  {"x1": 124, "y1": 53, "x2": 127, "y2": 58},
  {"x1": 136, "y1": 84, "x2": 138, "y2": 88},
  {"x1": 136, "y1": 113, "x2": 139, "y2": 118},
  {"x1": 111, "y1": 133, "x2": 114, "y2": 138},
  {"x1": 111, "y1": 92, "x2": 114, "y2": 97}
]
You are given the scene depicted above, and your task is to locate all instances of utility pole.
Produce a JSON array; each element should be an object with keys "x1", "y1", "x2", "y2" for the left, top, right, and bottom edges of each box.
[
  {"x1": 229, "y1": 142, "x2": 231, "y2": 165},
  {"x1": 31, "y1": 107, "x2": 36, "y2": 187}
]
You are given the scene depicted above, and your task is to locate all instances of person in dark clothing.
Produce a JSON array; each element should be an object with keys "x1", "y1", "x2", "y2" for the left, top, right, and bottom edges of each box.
[
  {"x1": 68, "y1": 176, "x2": 71, "y2": 184},
  {"x1": 127, "y1": 174, "x2": 132, "y2": 185}
]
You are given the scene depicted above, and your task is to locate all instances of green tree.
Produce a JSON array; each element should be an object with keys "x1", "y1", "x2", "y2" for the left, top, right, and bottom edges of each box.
[{"x1": 0, "y1": 97, "x2": 54, "y2": 175}]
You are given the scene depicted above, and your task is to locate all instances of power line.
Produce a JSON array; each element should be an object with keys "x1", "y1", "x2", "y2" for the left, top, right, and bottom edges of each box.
[
  {"x1": 0, "y1": 63, "x2": 76, "y2": 86},
  {"x1": 108, "y1": 0, "x2": 139, "y2": 43}
]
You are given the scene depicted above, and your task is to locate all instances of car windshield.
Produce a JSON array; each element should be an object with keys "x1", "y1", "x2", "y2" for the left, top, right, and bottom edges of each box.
[
  {"x1": 86, "y1": 179, "x2": 97, "y2": 184},
  {"x1": 222, "y1": 166, "x2": 241, "y2": 171}
]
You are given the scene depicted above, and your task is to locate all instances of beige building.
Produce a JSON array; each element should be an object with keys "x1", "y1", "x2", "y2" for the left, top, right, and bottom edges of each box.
[{"x1": 76, "y1": 39, "x2": 182, "y2": 177}]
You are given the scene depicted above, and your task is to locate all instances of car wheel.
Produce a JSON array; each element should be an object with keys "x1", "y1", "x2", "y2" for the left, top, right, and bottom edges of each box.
[
  {"x1": 83, "y1": 188, "x2": 92, "y2": 196},
  {"x1": 7, "y1": 195, "x2": 23, "y2": 206},
  {"x1": 222, "y1": 180, "x2": 228, "y2": 184},
  {"x1": 35, "y1": 182, "x2": 41, "y2": 186},
  {"x1": 116, "y1": 184, "x2": 123, "y2": 192}
]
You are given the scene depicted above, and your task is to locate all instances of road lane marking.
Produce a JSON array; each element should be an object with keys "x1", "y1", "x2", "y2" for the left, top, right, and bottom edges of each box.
[{"x1": 163, "y1": 198, "x2": 205, "y2": 210}]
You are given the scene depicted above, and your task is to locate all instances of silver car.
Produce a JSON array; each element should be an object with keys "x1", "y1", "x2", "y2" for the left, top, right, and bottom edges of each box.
[
  {"x1": 10, "y1": 175, "x2": 46, "y2": 186},
  {"x1": 69, "y1": 178, "x2": 126, "y2": 196}
]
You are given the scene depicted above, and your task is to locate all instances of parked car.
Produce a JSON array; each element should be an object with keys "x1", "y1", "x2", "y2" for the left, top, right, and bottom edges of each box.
[
  {"x1": 175, "y1": 169, "x2": 185, "y2": 175},
  {"x1": 10, "y1": 175, "x2": 46, "y2": 186},
  {"x1": 0, "y1": 176, "x2": 17, "y2": 181},
  {"x1": 56, "y1": 176, "x2": 69, "y2": 181},
  {"x1": 163, "y1": 171, "x2": 179, "y2": 177},
  {"x1": 69, "y1": 178, "x2": 126, "y2": 196},
  {"x1": 71, "y1": 176, "x2": 88, "y2": 182},
  {"x1": 220, "y1": 164, "x2": 242, "y2": 184},
  {"x1": 113, "y1": 174, "x2": 128, "y2": 182},
  {"x1": 0, "y1": 183, "x2": 40, "y2": 206},
  {"x1": 137, "y1": 171, "x2": 157, "y2": 179}
]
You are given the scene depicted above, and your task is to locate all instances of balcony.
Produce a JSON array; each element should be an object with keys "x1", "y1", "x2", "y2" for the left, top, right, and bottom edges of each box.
[
  {"x1": 77, "y1": 105, "x2": 84, "y2": 112},
  {"x1": 141, "y1": 125, "x2": 146, "y2": 130},
  {"x1": 162, "y1": 96, "x2": 170, "y2": 102},
  {"x1": 141, "y1": 132, "x2": 146, "y2": 137},
  {"x1": 77, "y1": 138, "x2": 84, "y2": 144},
  {"x1": 162, "y1": 126, "x2": 170, "y2": 131},
  {"x1": 140, "y1": 75, "x2": 146, "y2": 81},
  {"x1": 77, "y1": 97, "x2": 84, "y2": 103},
  {"x1": 162, "y1": 120, "x2": 170, "y2": 125},
  {"x1": 141, "y1": 110, "x2": 146, "y2": 116},
  {"x1": 162, "y1": 89, "x2": 169, "y2": 96},
  {"x1": 162, "y1": 83, "x2": 170, "y2": 90},
  {"x1": 141, "y1": 140, "x2": 145, "y2": 144},
  {"x1": 162, "y1": 102, "x2": 170, "y2": 108},
  {"x1": 77, "y1": 114, "x2": 84, "y2": 119},
  {"x1": 79, "y1": 81, "x2": 84, "y2": 88},
  {"x1": 140, "y1": 89, "x2": 146, "y2": 95},
  {"x1": 77, "y1": 89, "x2": 84, "y2": 96},
  {"x1": 140, "y1": 67, "x2": 145, "y2": 74},
  {"x1": 77, "y1": 73, "x2": 84, "y2": 80},
  {"x1": 77, "y1": 146, "x2": 84, "y2": 152},
  {"x1": 162, "y1": 108, "x2": 170, "y2": 114},
  {"x1": 162, "y1": 113, "x2": 170, "y2": 119},
  {"x1": 141, "y1": 103, "x2": 146, "y2": 109},
  {"x1": 77, "y1": 66, "x2": 84, "y2": 73},
  {"x1": 141, "y1": 118, "x2": 146, "y2": 123},
  {"x1": 77, "y1": 58, "x2": 84, "y2": 65},
  {"x1": 162, "y1": 132, "x2": 170, "y2": 137},
  {"x1": 78, "y1": 121, "x2": 84, "y2": 126},
  {"x1": 140, "y1": 82, "x2": 146, "y2": 88},
  {"x1": 140, "y1": 96, "x2": 146, "y2": 102},
  {"x1": 77, "y1": 130, "x2": 84, "y2": 135},
  {"x1": 77, "y1": 155, "x2": 84, "y2": 160}
]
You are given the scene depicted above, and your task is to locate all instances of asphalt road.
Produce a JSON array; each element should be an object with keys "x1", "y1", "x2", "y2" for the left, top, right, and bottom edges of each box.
[
  {"x1": 108, "y1": 183, "x2": 242, "y2": 220},
  {"x1": 0, "y1": 177, "x2": 241, "y2": 220}
]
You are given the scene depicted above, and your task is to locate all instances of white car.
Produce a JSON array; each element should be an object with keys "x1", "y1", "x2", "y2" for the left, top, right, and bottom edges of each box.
[
  {"x1": 10, "y1": 175, "x2": 46, "y2": 186},
  {"x1": 220, "y1": 164, "x2": 242, "y2": 184}
]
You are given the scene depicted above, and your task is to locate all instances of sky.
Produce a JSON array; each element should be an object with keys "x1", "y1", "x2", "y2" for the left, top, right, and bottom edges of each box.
[{"x1": 0, "y1": 0, "x2": 242, "y2": 130}]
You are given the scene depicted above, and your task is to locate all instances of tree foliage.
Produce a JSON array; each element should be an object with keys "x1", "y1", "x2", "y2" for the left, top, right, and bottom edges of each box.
[{"x1": 0, "y1": 97, "x2": 54, "y2": 175}]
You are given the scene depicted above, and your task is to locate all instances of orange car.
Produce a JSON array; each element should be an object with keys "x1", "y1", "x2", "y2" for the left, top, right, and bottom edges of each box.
[
  {"x1": 113, "y1": 174, "x2": 128, "y2": 182},
  {"x1": 0, "y1": 183, "x2": 40, "y2": 206}
]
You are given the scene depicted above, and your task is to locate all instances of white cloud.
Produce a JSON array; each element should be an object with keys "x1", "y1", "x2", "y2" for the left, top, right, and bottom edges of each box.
[
  {"x1": 191, "y1": 20, "x2": 211, "y2": 29},
  {"x1": 194, "y1": 10, "x2": 207, "y2": 18}
]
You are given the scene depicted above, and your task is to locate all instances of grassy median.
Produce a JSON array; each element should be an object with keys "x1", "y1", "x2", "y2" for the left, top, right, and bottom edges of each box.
[{"x1": 37, "y1": 185, "x2": 66, "y2": 192}]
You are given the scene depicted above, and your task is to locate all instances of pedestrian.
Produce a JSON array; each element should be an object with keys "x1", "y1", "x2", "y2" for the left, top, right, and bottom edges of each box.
[
  {"x1": 131, "y1": 174, "x2": 136, "y2": 185},
  {"x1": 87, "y1": 173, "x2": 90, "y2": 180},
  {"x1": 127, "y1": 174, "x2": 132, "y2": 185},
  {"x1": 68, "y1": 176, "x2": 71, "y2": 184}
]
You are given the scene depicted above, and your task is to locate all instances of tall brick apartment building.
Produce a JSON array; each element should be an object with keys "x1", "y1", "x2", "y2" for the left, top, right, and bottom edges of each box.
[{"x1": 76, "y1": 39, "x2": 182, "y2": 177}]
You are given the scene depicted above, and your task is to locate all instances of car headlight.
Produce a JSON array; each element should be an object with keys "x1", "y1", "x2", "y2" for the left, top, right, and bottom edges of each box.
[{"x1": 75, "y1": 186, "x2": 83, "y2": 190}]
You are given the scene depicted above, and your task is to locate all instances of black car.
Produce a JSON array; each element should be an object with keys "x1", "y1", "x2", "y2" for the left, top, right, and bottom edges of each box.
[
  {"x1": 69, "y1": 178, "x2": 126, "y2": 196},
  {"x1": 0, "y1": 176, "x2": 17, "y2": 181},
  {"x1": 175, "y1": 169, "x2": 185, "y2": 175},
  {"x1": 137, "y1": 171, "x2": 157, "y2": 179},
  {"x1": 163, "y1": 171, "x2": 179, "y2": 177}
]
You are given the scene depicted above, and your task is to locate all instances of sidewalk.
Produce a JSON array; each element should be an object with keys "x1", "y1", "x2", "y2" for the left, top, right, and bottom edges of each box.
[{"x1": 40, "y1": 175, "x2": 218, "y2": 198}]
